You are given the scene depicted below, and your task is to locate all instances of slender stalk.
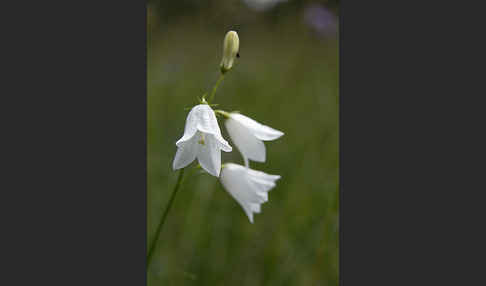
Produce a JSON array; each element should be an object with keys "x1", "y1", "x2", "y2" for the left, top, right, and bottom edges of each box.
[
  {"x1": 208, "y1": 73, "x2": 225, "y2": 103},
  {"x1": 147, "y1": 168, "x2": 185, "y2": 269},
  {"x1": 214, "y1": 109, "x2": 231, "y2": 118}
]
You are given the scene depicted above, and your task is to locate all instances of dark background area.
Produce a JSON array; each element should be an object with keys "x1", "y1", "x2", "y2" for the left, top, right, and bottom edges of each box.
[{"x1": 147, "y1": 0, "x2": 339, "y2": 285}]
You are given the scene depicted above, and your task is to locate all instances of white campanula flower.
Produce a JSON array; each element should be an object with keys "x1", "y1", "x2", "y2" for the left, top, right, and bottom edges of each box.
[
  {"x1": 173, "y1": 104, "x2": 232, "y2": 177},
  {"x1": 224, "y1": 113, "x2": 284, "y2": 167},
  {"x1": 220, "y1": 163, "x2": 281, "y2": 223},
  {"x1": 220, "y1": 31, "x2": 239, "y2": 74}
]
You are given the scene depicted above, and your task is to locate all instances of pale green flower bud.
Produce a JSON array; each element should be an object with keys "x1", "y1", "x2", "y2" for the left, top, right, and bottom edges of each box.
[{"x1": 220, "y1": 31, "x2": 240, "y2": 74}]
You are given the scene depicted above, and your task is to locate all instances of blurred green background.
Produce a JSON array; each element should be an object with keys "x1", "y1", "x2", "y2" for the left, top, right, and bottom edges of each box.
[{"x1": 147, "y1": 0, "x2": 339, "y2": 285}]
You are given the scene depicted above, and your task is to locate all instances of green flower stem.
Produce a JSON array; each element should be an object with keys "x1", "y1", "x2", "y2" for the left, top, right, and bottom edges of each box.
[
  {"x1": 147, "y1": 168, "x2": 185, "y2": 270},
  {"x1": 208, "y1": 73, "x2": 225, "y2": 103},
  {"x1": 214, "y1": 110, "x2": 231, "y2": 118}
]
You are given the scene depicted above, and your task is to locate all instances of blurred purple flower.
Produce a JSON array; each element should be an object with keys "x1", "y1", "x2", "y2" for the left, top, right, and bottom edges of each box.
[
  {"x1": 242, "y1": 0, "x2": 288, "y2": 12},
  {"x1": 303, "y1": 3, "x2": 338, "y2": 37}
]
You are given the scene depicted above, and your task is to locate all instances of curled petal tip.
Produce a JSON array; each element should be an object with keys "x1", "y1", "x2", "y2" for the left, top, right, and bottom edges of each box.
[{"x1": 274, "y1": 130, "x2": 285, "y2": 138}]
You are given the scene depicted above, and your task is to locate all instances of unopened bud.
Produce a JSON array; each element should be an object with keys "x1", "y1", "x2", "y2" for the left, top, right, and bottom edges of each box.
[{"x1": 220, "y1": 31, "x2": 239, "y2": 74}]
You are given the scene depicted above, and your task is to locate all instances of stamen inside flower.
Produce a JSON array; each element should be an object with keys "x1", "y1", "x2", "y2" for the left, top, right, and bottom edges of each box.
[{"x1": 198, "y1": 132, "x2": 205, "y2": 145}]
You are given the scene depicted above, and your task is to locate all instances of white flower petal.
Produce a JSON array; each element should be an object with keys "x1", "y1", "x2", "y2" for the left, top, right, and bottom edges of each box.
[
  {"x1": 247, "y1": 168, "x2": 282, "y2": 182},
  {"x1": 230, "y1": 113, "x2": 284, "y2": 141},
  {"x1": 250, "y1": 203, "x2": 261, "y2": 214},
  {"x1": 248, "y1": 180, "x2": 275, "y2": 197},
  {"x1": 174, "y1": 104, "x2": 232, "y2": 175},
  {"x1": 215, "y1": 136, "x2": 232, "y2": 152},
  {"x1": 172, "y1": 136, "x2": 198, "y2": 170},
  {"x1": 220, "y1": 164, "x2": 261, "y2": 221},
  {"x1": 254, "y1": 190, "x2": 268, "y2": 202},
  {"x1": 246, "y1": 210, "x2": 254, "y2": 224},
  {"x1": 196, "y1": 134, "x2": 222, "y2": 177},
  {"x1": 193, "y1": 104, "x2": 220, "y2": 134},
  {"x1": 225, "y1": 118, "x2": 266, "y2": 163},
  {"x1": 247, "y1": 168, "x2": 281, "y2": 194},
  {"x1": 175, "y1": 105, "x2": 201, "y2": 146},
  {"x1": 220, "y1": 163, "x2": 280, "y2": 223},
  {"x1": 184, "y1": 104, "x2": 232, "y2": 152}
]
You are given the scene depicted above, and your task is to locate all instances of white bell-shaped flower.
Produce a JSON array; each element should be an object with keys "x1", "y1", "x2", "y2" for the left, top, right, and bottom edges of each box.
[
  {"x1": 225, "y1": 113, "x2": 284, "y2": 166},
  {"x1": 173, "y1": 104, "x2": 232, "y2": 177},
  {"x1": 220, "y1": 163, "x2": 281, "y2": 223}
]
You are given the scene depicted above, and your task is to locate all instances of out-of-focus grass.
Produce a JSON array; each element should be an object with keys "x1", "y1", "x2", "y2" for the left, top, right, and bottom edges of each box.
[{"x1": 148, "y1": 15, "x2": 338, "y2": 286}]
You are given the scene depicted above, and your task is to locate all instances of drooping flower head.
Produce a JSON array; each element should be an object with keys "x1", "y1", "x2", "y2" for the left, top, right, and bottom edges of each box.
[
  {"x1": 225, "y1": 112, "x2": 284, "y2": 167},
  {"x1": 220, "y1": 31, "x2": 240, "y2": 74},
  {"x1": 220, "y1": 163, "x2": 281, "y2": 223},
  {"x1": 173, "y1": 104, "x2": 232, "y2": 177}
]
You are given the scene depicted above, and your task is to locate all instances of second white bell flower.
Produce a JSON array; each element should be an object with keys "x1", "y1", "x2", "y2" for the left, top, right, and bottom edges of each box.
[
  {"x1": 220, "y1": 163, "x2": 281, "y2": 223},
  {"x1": 173, "y1": 104, "x2": 232, "y2": 177},
  {"x1": 225, "y1": 113, "x2": 284, "y2": 166}
]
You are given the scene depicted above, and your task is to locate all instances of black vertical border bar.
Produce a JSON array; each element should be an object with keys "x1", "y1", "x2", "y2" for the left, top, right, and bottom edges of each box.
[
  {"x1": 0, "y1": 1, "x2": 147, "y2": 284},
  {"x1": 338, "y1": 0, "x2": 486, "y2": 285}
]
